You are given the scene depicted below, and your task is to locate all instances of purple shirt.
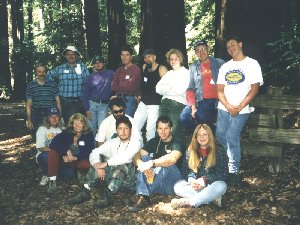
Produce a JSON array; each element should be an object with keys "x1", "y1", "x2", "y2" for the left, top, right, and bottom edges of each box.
[{"x1": 83, "y1": 69, "x2": 115, "y2": 111}]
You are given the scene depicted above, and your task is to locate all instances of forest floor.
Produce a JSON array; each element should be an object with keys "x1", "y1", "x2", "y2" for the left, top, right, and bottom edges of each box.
[{"x1": 0, "y1": 101, "x2": 299, "y2": 225}]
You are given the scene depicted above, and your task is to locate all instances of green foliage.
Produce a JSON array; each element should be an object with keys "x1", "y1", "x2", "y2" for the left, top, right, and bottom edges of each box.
[{"x1": 263, "y1": 22, "x2": 300, "y2": 94}]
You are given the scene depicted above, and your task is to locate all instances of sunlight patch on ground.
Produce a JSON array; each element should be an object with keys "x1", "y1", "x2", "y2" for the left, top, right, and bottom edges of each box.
[{"x1": 0, "y1": 135, "x2": 32, "y2": 146}]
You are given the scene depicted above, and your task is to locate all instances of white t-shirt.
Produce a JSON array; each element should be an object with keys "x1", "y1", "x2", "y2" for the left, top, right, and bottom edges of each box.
[
  {"x1": 217, "y1": 57, "x2": 264, "y2": 114},
  {"x1": 95, "y1": 114, "x2": 142, "y2": 144},
  {"x1": 156, "y1": 66, "x2": 190, "y2": 105},
  {"x1": 35, "y1": 126, "x2": 62, "y2": 159}
]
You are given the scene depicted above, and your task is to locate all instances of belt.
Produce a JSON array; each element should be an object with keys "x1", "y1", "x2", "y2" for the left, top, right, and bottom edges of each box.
[
  {"x1": 90, "y1": 99, "x2": 109, "y2": 104},
  {"x1": 117, "y1": 94, "x2": 135, "y2": 97},
  {"x1": 60, "y1": 96, "x2": 80, "y2": 102}
]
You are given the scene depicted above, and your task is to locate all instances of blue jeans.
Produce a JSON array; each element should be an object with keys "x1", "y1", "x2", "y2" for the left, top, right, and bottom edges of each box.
[
  {"x1": 179, "y1": 99, "x2": 217, "y2": 134},
  {"x1": 87, "y1": 100, "x2": 108, "y2": 136},
  {"x1": 174, "y1": 180, "x2": 227, "y2": 207},
  {"x1": 215, "y1": 109, "x2": 249, "y2": 173},
  {"x1": 118, "y1": 95, "x2": 137, "y2": 117},
  {"x1": 36, "y1": 152, "x2": 76, "y2": 178},
  {"x1": 135, "y1": 155, "x2": 183, "y2": 196}
]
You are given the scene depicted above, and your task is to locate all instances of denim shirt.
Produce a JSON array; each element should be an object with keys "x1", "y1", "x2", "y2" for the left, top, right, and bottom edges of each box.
[{"x1": 187, "y1": 57, "x2": 224, "y2": 102}]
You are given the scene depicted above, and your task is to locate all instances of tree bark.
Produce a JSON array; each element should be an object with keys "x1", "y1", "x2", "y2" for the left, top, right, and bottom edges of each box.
[
  {"x1": 0, "y1": 0, "x2": 12, "y2": 94},
  {"x1": 83, "y1": 0, "x2": 102, "y2": 58},
  {"x1": 107, "y1": 0, "x2": 126, "y2": 70}
]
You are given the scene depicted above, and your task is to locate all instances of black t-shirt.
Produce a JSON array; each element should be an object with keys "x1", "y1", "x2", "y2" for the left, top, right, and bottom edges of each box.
[{"x1": 143, "y1": 136, "x2": 183, "y2": 160}]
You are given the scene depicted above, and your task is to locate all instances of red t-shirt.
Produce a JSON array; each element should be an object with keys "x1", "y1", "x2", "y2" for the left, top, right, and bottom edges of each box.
[{"x1": 200, "y1": 61, "x2": 218, "y2": 99}]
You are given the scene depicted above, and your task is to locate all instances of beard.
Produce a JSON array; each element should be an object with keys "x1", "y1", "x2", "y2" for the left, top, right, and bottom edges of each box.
[{"x1": 145, "y1": 62, "x2": 153, "y2": 71}]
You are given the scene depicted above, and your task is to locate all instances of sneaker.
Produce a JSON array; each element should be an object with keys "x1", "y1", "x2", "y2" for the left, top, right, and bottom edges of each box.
[
  {"x1": 129, "y1": 195, "x2": 151, "y2": 212},
  {"x1": 171, "y1": 198, "x2": 192, "y2": 209},
  {"x1": 68, "y1": 188, "x2": 91, "y2": 205},
  {"x1": 93, "y1": 188, "x2": 113, "y2": 208},
  {"x1": 212, "y1": 196, "x2": 222, "y2": 207},
  {"x1": 47, "y1": 180, "x2": 56, "y2": 194},
  {"x1": 39, "y1": 176, "x2": 49, "y2": 186}
]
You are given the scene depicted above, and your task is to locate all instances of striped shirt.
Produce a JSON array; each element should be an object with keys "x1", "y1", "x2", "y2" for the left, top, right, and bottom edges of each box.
[
  {"x1": 47, "y1": 62, "x2": 89, "y2": 98},
  {"x1": 26, "y1": 79, "x2": 59, "y2": 108}
]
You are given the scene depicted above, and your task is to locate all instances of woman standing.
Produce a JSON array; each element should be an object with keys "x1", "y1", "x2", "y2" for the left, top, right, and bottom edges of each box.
[
  {"x1": 171, "y1": 124, "x2": 227, "y2": 208},
  {"x1": 47, "y1": 113, "x2": 94, "y2": 193},
  {"x1": 156, "y1": 49, "x2": 189, "y2": 139}
]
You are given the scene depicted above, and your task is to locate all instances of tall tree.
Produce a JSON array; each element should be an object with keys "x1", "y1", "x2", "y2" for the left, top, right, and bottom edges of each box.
[
  {"x1": 10, "y1": 0, "x2": 26, "y2": 99},
  {"x1": 0, "y1": 0, "x2": 12, "y2": 94},
  {"x1": 83, "y1": 0, "x2": 102, "y2": 58},
  {"x1": 107, "y1": 0, "x2": 126, "y2": 70}
]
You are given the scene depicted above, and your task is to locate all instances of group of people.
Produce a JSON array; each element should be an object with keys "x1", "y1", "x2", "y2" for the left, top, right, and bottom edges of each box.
[{"x1": 25, "y1": 35, "x2": 263, "y2": 210}]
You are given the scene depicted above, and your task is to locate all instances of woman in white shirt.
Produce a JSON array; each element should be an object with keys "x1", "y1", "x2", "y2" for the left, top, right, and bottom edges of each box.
[
  {"x1": 156, "y1": 49, "x2": 190, "y2": 140},
  {"x1": 36, "y1": 107, "x2": 64, "y2": 186}
]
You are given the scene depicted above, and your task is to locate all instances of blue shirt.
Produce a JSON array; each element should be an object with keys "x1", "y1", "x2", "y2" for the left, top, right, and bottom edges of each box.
[
  {"x1": 47, "y1": 62, "x2": 89, "y2": 98},
  {"x1": 26, "y1": 79, "x2": 59, "y2": 108}
]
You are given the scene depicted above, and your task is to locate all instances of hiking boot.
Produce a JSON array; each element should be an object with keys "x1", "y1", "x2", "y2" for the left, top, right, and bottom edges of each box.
[
  {"x1": 212, "y1": 196, "x2": 222, "y2": 207},
  {"x1": 68, "y1": 188, "x2": 91, "y2": 205},
  {"x1": 171, "y1": 198, "x2": 192, "y2": 209},
  {"x1": 93, "y1": 188, "x2": 113, "y2": 208},
  {"x1": 129, "y1": 195, "x2": 151, "y2": 212},
  {"x1": 39, "y1": 176, "x2": 49, "y2": 186},
  {"x1": 228, "y1": 173, "x2": 240, "y2": 187},
  {"x1": 47, "y1": 180, "x2": 56, "y2": 194}
]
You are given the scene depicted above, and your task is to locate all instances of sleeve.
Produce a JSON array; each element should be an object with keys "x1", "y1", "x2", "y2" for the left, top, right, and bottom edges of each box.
[
  {"x1": 26, "y1": 82, "x2": 32, "y2": 99},
  {"x1": 77, "y1": 132, "x2": 95, "y2": 161},
  {"x1": 82, "y1": 75, "x2": 91, "y2": 111},
  {"x1": 36, "y1": 126, "x2": 47, "y2": 148},
  {"x1": 155, "y1": 72, "x2": 171, "y2": 95},
  {"x1": 107, "y1": 140, "x2": 142, "y2": 166},
  {"x1": 47, "y1": 67, "x2": 59, "y2": 84},
  {"x1": 217, "y1": 64, "x2": 227, "y2": 85},
  {"x1": 81, "y1": 64, "x2": 90, "y2": 79},
  {"x1": 186, "y1": 90, "x2": 196, "y2": 106},
  {"x1": 95, "y1": 118, "x2": 109, "y2": 142},
  {"x1": 89, "y1": 140, "x2": 111, "y2": 165},
  {"x1": 111, "y1": 69, "x2": 120, "y2": 92},
  {"x1": 168, "y1": 71, "x2": 190, "y2": 95},
  {"x1": 249, "y1": 60, "x2": 264, "y2": 86},
  {"x1": 203, "y1": 145, "x2": 228, "y2": 184}
]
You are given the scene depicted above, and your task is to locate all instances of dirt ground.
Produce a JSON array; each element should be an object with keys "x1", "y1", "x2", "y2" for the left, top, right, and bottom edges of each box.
[{"x1": 0, "y1": 101, "x2": 299, "y2": 225}]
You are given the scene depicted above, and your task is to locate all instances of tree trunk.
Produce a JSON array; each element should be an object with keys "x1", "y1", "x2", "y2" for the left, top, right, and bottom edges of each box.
[
  {"x1": 83, "y1": 0, "x2": 102, "y2": 58},
  {"x1": 26, "y1": 0, "x2": 34, "y2": 82},
  {"x1": 10, "y1": 0, "x2": 26, "y2": 100},
  {"x1": 0, "y1": 0, "x2": 12, "y2": 95},
  {"x1": 107, "y1": 0, "x2": 126, "y2": 70}
]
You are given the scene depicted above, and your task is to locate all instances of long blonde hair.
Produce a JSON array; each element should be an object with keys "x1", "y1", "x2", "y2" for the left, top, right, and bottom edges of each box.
[
  {"x1": 188, "y1": 124, "x2": 216, "y2": 173},
  {"x1": 66, "y1": 113, "x2": 91, "y2": 134}
]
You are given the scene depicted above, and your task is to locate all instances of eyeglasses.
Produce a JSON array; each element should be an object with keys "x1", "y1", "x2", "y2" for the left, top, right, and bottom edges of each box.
[{"x1": 113, "y1": 109, "x2": 124, "y2": 114}]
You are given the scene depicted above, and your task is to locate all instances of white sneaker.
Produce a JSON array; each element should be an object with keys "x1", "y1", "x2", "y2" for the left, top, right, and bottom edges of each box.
[
  {"x1": 39, "y1": 176, "x2": 49, "y2": 186},
  {"x1": 213, "y1": 196, "x2": 222, "y2": 207}
]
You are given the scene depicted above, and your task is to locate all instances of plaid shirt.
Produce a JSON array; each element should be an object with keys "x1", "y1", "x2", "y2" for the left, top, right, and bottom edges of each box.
[{"x1": 47, "y1": 62, "x2": 89, "y2": 98}]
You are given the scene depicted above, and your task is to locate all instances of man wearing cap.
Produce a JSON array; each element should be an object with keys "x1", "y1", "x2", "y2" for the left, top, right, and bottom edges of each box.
[
  {"x1": 82, "y1": 56, "x2": 115, "y2": 136},
  {"x1": 179, "y1": 40, "x2": 225, "y2": 134},
  {"x1": 133, "y1": 49, "x2": 168, "y2": 141},
  {"x1": 47, "y1": 46, "x2": 89, "y2": 123},
  {"x1": 111, "y1": 45, "x2": 142, "y2": 117},
  {"x1": 26, "y1": 63, "x2": 61, "y2": 133}
]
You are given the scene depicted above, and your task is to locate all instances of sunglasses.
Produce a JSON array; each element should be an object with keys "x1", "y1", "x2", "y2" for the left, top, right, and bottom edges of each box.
[{"x1": 113, "y1": 109, "x2": 124, "y2": 114}]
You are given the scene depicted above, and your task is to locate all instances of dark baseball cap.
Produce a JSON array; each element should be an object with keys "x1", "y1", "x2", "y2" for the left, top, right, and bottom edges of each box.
[
  {"x1": 92, "y1": 55, "x2": 104, "y2": 64},
  {"x1": 194, "y1": 40, "x2": 208, "y2": 48},
  {"x1": 142, "y1": 49, "x2": 156, "y2": 57},
  {"x1": 47, "y1": 107, "x2": 60, "y2": 117}
]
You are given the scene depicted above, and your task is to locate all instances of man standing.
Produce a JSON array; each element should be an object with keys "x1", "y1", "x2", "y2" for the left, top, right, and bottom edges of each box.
[
  {"x1": 111, "y1": 45, "x2": 141, "y2": 117},
  {"x1": 26, "y1": 64, "x2": 61, "y2": 132},
  {"x1": 95, "y1": 98, "x2": 142, "y2": 147},
  {"x1": 129, "y1": 116, "x2": 183, "y2": 212},
  {"x1": 179, "y1": 40, "x2": 224, "y2": 134},
  {"x1": 216, "y1": 36, "x2": 263, "y2": 186},
  {"x1": 82, "y1": 55, "x2": 115, "y2": 136},
  {"x1": 68, "y1": 117, "x2": 141, "y2": 208},
  {"x1": 47, "y1": 46, "x2": 89, "y2": 123},
  {"x1": 134, "y1": 49, "x2": 168, "y2": 141}
]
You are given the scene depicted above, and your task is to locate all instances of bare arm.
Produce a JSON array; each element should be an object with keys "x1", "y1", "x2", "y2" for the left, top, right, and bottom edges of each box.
[
  {"x1": 159, "y1": 65, "x2": 168, "y2": 77},
  {"x1": 55, "y1": 96, "x2": 62, "y2": 114},
  {"x1": 152, "y1": 151, "x2": 182, "y2": 167},
  {"x1": 26, "y1": 99, "x2": 34, "y2": 130}
]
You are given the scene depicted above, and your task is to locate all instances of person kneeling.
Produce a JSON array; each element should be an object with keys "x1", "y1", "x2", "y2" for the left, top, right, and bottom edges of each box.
[
  {"x1": 129, "y1": 116, "x2": 183, "y2": 212},
  {"x1": 171, "y1": 124, "x2": 227, "y2": 209},
  {"x1": 68, "y1": 116, "x2": 141, "y2": 208}
]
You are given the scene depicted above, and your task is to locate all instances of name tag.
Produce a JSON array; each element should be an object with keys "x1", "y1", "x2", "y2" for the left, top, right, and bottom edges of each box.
[
  {"x1": 144, "y1": 77, "x2": 148, "y2": 82},
  {"x1": 79, "y1": 141, "x2": 85, "y2": 146},
  {"x1": 125, "y1": 75, "x2": 130, "y2": 79},
  {"x1": 64, "y1": 70, "x2": 69, "y2": 73},
  {"x1": 149, "y1": 153, "x2": 154, "y2": 158}
]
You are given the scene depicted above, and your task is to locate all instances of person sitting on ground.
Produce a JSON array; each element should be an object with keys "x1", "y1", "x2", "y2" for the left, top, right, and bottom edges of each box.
[
  {"x1": 68, "y1": 116, "x2": 141, "y2": 208},
  {"x1": 36, "y1": 107, "x2": 64, "y2": 186},
  {"x1": 95, "y1": 97, "x2": 142, "y2": 147},
  {"x1": 47, "y1": 113, "x2": 94, "y2": 194},
  {"x1": 170, "y1": 124, "x2": 227, "y2": 209},
  {"x1": 129, "y1": 116, "x2": 183, "y2": 212}
]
